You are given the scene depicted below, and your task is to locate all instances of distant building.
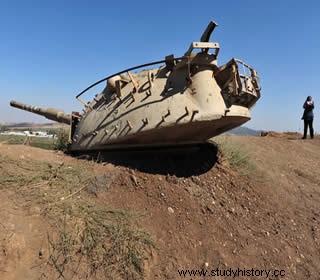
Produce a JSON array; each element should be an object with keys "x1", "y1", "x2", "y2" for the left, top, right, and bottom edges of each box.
[{"x1": 0, "y1": 130, "x2": 54, "y2": 138}]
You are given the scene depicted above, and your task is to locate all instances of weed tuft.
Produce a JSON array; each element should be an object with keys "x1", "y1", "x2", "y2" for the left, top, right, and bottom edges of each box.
[
  {"x1": 53, "y1": 129, "x2": 69, "y2": 151},
  {"x1": 213, "y1": 135, "x2": 254, "y2": 174}
]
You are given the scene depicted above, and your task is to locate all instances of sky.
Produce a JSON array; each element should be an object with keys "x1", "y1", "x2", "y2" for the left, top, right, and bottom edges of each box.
[{"x1": 0, "y1": 0, "x2": 319, "y2": 132}]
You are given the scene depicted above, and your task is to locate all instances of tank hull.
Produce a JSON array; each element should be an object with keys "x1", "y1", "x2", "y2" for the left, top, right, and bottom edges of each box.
[
  {"x1": 69, "y1": 54, "x2": 256, "y2": 152},
  {"x1": 70, "y1": 114, "x2": 250, "y2": 152}
]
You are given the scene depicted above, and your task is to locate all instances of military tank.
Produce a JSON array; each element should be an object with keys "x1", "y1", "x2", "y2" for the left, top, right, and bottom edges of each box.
[{"x1": 10, "y1": 21, "x2": 261, "y2": 153}]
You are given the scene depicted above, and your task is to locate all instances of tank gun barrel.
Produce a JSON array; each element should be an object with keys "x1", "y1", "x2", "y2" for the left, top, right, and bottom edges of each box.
[{"x1": 10, "y1": 100, "x2": 71, "y2": 125}]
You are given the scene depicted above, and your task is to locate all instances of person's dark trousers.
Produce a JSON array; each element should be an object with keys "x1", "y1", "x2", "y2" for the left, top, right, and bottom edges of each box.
[{"x1": 303, "y1": 119, "x2": 314, "y2": 138}]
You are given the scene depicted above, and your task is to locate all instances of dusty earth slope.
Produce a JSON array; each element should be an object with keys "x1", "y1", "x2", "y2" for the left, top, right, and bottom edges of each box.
[{"x1": 0, "y1": 134, "x2": 319, "y2": 279}]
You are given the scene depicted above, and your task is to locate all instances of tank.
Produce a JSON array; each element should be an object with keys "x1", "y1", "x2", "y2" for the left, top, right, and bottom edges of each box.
[{"x1": 10, "y1": 21, "x2": 261, "y2": 153}]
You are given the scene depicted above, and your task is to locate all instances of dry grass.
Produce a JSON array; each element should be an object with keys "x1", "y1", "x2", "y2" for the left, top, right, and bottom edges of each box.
[
  {"x1": 47, "y1": 205, "x2": 155, "y2": 280},
  {"x1": 212, "y1": 135, "x2": 254, "y2": 174},
  {"x1": 0, "y1": 134, "x2": 55, "y2": 150},
  {"x1": 0, "y1": 154, "x2": 155, "y2": 279}
]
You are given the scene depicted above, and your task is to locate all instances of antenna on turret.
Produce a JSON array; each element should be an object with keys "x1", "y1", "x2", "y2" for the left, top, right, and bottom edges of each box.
[{"x1": 200, "y1": 21, "x2": 218, "y2": 42}]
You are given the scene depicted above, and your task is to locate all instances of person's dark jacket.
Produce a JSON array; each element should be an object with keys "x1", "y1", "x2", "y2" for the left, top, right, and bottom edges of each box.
[{"x1": 302, "y1": 101, "x2": 314, "y2": 120}]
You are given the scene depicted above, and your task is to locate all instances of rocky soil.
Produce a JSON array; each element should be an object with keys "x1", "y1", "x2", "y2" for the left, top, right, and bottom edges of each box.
[{"x1": 0, "y1": 134, "x2": 319, "y2": 279}]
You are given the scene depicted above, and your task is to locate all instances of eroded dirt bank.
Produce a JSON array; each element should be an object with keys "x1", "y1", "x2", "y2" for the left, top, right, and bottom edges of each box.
[{"x1": 0, "y1": 135, "x2": 319, "y2": 279}]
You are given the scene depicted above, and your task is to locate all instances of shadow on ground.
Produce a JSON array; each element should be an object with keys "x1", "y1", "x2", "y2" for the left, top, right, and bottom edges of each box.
[{"x1": 74, "y1": 142, "x2": 218, "y2": 177}]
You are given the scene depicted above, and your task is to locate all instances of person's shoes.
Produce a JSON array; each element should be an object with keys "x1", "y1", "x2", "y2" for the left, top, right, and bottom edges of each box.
[{"x1": 302, "y1": 136, "x2": 306, "y2": 139}]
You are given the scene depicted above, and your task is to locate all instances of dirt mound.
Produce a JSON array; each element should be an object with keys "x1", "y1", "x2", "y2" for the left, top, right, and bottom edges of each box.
[{"x1": 0, "y1": 136, "x2": 319, "y2": 279}]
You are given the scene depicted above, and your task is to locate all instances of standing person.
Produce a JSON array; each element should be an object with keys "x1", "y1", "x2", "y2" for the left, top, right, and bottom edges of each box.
[{"x1": 302, "y1": 96, "x2": 314, "y2": 139}]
